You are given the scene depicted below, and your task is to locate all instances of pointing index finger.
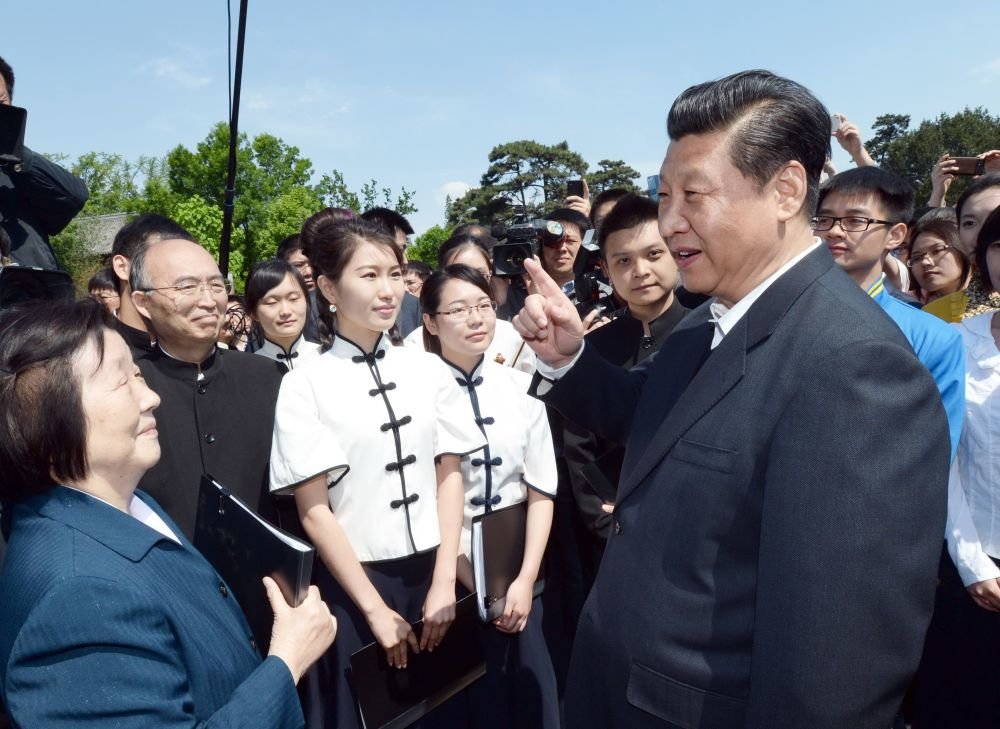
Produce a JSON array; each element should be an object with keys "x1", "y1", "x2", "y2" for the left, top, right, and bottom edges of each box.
[{"x1": 524, "y1": 257, "x2": 565, "y2": 299}]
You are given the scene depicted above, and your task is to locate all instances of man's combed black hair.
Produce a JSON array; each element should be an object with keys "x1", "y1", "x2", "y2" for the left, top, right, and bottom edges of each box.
[
  {"x1": 667, "y1": 69, "x2": 831, "y2": 216},
  {"x1": 817, "y1": 167, "x2": 915, "y2": 224},
  {"x1": 361, "y1": 207, "x2": 414, "y2": 236},
  {"x1": 596, "y1": 194, "x2": 658, "y2": 253}
]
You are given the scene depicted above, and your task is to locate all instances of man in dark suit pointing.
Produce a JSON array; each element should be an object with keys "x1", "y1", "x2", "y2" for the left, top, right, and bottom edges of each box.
[{"x1": 513, "y1": 70, "x2": 949, "y2": 729}]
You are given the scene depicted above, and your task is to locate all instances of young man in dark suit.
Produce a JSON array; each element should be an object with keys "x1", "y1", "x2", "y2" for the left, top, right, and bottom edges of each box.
[
  {"x1": 563, "y1": 193, "x2": 688, "y2": 584},
  {"x1": 513, "y1": 70, "x2": 950, "y2": 728}
]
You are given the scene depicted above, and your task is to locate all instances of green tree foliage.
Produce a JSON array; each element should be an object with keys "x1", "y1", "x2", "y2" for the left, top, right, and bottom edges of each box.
[
  {"x1": 407, "y1": 225, "x2": 451, "y2": 265},
  {"x1": 171, "y1": 195, "x2": 246, "y2": 286},
  {"x1": 48, "y1": 152, "x2": 156, "y2": 291},
  {"x1": 258, "y1": 186, "x2": 324, "y2": 261},
  {"x1": 315, "y1": 170, "x2": 417, "y2": 216},
  {"x1": 586, "y1": 159, "x2": 642, "y2": 195},
  {"x1": 448, "y1": 140, "x2": 588, "y2": 226},
  {"x1": 865, "y1": 108, "x2": 1000, "y2": 205},
  {"x1": 48, "y1": 123, "x2": 420, "y2": 289},
  {"x1": 865, "y1": 114, "x2": 911, "y2": 167},
  {"x1": 165, "y1": 123, "x2": 313, "y2": 276}
]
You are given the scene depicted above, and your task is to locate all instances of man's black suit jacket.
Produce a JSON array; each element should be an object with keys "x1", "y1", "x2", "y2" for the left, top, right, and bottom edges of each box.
[{"x1": 538, "y1": 246, "x2": 950, "y2": 729}]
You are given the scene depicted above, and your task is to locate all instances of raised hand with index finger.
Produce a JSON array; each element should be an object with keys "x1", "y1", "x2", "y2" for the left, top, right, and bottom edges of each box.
[{"x1": 511, "y1": 257, "x2": 586, "y2": 369}]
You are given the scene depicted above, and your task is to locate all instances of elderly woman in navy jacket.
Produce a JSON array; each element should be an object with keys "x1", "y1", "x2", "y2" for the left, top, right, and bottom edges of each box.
[{"x1": 0, "y1": 301, "x2": 335, "y2": 729}]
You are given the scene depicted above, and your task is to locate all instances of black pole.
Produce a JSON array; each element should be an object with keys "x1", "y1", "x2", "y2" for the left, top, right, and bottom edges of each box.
[{"x1": 219, "y1": 0, "x2": 249, "y2": 278}]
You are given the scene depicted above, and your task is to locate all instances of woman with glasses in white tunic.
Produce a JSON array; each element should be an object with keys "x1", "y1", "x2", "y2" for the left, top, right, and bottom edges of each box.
[
  {"x1": 269, "y1": 219, "x2": 485, "y2": 729},
  {"x1": 420, "y1": 264, "x2": 559, "y2": 729}
]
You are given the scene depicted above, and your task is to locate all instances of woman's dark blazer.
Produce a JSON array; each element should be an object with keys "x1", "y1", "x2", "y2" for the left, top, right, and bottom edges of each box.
[{"x1": 0, "y1": 486, "x2": 304, "y2": 728}]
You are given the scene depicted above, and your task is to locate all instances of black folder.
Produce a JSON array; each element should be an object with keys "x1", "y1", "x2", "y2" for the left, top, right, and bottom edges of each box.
[
  {"x1": 349, "y1": 594, "x2": 485, "y2": 729},
  {"x1": 471, "y1": 501, "x2": 543, "y2": 623},
  {"x1": 193, "y1": 474, "x2": 314, "y2": 653}
]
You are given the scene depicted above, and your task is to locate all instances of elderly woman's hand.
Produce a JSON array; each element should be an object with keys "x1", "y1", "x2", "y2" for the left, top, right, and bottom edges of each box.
[{"x1": 264, "y1": 578, "x2": 337, "y2": 684}]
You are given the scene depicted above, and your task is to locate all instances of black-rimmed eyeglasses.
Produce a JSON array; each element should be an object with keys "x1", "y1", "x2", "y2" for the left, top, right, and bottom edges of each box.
[{"x1": 811, "y1": 216, "x2": 898, "y2": 233}]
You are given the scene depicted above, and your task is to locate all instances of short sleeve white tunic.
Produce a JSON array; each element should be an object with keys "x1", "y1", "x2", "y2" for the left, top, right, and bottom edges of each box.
[
  {"x1": 269, "y1": 333, "x2": 485, "y2": 563},
  {"x1": 443, "y1": 356, "x2": 558, "y2": 556}
]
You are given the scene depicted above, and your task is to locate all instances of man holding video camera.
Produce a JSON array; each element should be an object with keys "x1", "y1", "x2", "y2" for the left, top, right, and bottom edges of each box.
[{"x1": 0, "y1": 56, "x2": 88, "y2": 270}]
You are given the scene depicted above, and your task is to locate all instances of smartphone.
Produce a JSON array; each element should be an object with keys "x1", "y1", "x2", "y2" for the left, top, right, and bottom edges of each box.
[
  {"x1": 952, "y1": 157, "x2": 986, "y2": 176},
  {"x1": 830, "y1": 113, "x2": 842, "y2": 133},
  {"x1": 567, "y1": 179, "x2": 585, "y2": 198}
]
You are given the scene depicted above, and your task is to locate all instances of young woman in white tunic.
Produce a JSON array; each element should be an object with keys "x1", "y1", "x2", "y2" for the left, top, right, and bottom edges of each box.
[
  {"x1": 268, "y1": 219, "x2": 485, "y2": 729},
  {"x1": 420, "y1": 264, "x2": 560, "y2": 729},
  {"x1": 403, "y1": 233, "x2": 536, "y2": 374},
  {"x1": 245, "y1": 259, "x2": 320, "y2": 372}
]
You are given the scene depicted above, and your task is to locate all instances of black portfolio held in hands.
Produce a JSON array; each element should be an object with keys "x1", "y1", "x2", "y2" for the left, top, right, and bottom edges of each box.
[
  {"x1": 349, "y1": 593, "x2": 485, "y2": 729},
  {"x1": 471, "y1": 501, "x2": 544, "y2": 623},
  {"x1": 194, "y1": 474, "x2": 314, "y2": 654}
]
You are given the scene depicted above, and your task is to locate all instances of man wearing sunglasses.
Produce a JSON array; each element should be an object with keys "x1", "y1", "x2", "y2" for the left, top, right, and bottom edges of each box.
[{"x1": 814, "y1": 166, "x2": 964, "y2": 456}]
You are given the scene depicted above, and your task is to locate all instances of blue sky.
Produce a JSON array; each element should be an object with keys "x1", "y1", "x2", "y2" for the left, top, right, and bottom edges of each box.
[{"x1": 6, "y1": 1, "x2": 998, "y2": 235}]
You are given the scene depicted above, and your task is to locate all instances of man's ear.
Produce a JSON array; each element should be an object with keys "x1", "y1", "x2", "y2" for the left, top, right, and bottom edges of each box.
[
  {"x1": 132, "y1": 290, "x2": 153, "y2": 320},
  {"x1": 422, "y1": 312, "x2": 438, "y2": 336},
  {"x1": 111, "y1": 254, "x2": 130, "y2": 287},
  {"x1": 886, "y1": 222, "x2": 908, "y2": 252},
  {"x1": 773, "y1": 161, "x2": 809, "y2": 223}
]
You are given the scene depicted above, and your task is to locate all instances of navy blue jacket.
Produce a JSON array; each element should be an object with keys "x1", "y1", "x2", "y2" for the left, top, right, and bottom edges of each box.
[
  {"x1": 0, "y1": 487, "x2": 303, "y2": 728},
  {"x1": 541, "y1": 247, "x2": 950, "y2": 729}
]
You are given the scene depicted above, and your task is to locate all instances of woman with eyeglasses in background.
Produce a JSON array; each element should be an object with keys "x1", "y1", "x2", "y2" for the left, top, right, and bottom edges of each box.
[
  {"x1": 404, "y1": 232, "x2": 537, "y2": 374},
  {"x1": 907, "y1": 217, "x2": 970, "y2": 306},
  {"x1": 420, "y1": 264, "x2": 559, "y2": 729}
]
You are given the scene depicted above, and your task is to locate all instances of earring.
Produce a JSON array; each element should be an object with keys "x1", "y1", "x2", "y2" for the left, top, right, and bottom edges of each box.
[{"x1": 329, "y1": 303, "x2": 337, "y2": 313}]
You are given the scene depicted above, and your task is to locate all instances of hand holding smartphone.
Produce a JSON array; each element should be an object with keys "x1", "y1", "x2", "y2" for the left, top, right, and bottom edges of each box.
[{"x1": 951, "y1": 157, "x2": 986, "y2": 176}]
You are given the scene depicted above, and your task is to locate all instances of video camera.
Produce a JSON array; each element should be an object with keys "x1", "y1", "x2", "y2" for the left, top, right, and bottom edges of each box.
[
  {"x1": 0, "y1": 104, "x2": 26, "y2": 166},
  {"x1": 573, "y1": 229, "x2": 615, "y2": 317},
  {"x1": 491, "y1": 207, "x2": 565, "y2": 277}
]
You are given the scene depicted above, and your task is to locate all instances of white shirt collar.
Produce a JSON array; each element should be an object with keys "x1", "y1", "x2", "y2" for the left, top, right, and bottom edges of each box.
[
  {"x1": 62, "y1": 485, "x2": 181, "y2": 544},
  {"x1": 256, "y1": 335, "x2": 319, "y2": 369},
  {"x1": 708, "y1": 240, "x2": 821, "y2": 349}
]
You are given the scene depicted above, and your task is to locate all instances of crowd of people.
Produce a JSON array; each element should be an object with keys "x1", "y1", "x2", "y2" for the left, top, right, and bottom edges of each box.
[{"x1": 1, "y1": 53, "x2": 1000, "y2": 729}]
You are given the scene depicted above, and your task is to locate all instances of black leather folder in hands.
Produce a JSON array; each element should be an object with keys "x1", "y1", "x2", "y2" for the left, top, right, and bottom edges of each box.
[
  {"x1": 349, "y1": 593, "x2": 485, "y2": 729},
  {"x1": 471, "y1": 501, "x2": 544, "y2": 623},
  {"x1": 193, "y1": 474, "x2": 314, "y2": 653}
]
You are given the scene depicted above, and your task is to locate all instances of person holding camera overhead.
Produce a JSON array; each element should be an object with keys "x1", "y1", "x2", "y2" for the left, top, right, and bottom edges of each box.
[{"x1": 0, "y1": 56, "x2": 88, "y2": 270}]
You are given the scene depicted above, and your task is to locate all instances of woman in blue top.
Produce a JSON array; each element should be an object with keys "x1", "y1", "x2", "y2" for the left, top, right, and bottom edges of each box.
[{"x1": 0, "y1": 301, "x2": 335, "y2": 729}]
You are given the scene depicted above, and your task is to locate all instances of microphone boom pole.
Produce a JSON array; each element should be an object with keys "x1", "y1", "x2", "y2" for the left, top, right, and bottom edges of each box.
[{"x1": 219, "y1": 0, "x2": 249, "y2": 279}]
